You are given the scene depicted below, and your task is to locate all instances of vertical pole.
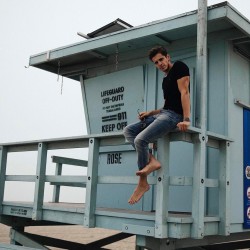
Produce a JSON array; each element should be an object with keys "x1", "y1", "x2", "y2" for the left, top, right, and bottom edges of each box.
[
  {"x1": 0, "y1": 146, "x2": 8, "y2": 214},
  {"x1": 192, "y1": 134, "x2": 206, "y2": 238},
  {"x1": 84, "y1": 138, "x2": 99, "y2": 228},
  {"x1": 52, "y1": 162, "x2": 62, "y2": 203},
  {"x1": 154, "y1": 135, "x2": 170, "y2": 238},
  {"x1": 197, "y1": 0, "x2": 208, "y2": 130},
  {"x1": 32, "y1": 143, "x2": 47, "y2": 220},
  {"x1": 191, "y1": 0, "x2": 208, "y2": 239},
  {"x1": 218, "y1": 140, "x2": 230, "y2": 235}
]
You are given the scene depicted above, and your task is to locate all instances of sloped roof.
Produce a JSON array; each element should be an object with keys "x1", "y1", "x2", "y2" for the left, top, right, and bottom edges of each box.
[
  {"x1": 86, "y1": 18, "x2": 133, "y2": 38},
  {"x1": 29, "y1": 1, "x2": 250, "y2": 80}
]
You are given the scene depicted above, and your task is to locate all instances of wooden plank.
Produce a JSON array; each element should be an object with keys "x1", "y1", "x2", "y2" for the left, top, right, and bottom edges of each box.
[
  {"x1": 50, "y1": 182, "x2": 86, "y2": 188},
  {"x1": 98, "y1": 176, "x2": 156, "y2": 185},
  {"x1": 123, "y1": 224, "x2": 155, "y2": 237},
  {"x1": 234, "y1": 98, "x2": 250, "y2": 110},
  {"x1": 45, "y1": 175, "x2": 87, "y2": 183},
  {"x1": 1, "y1": 132, "x2": 124, "y2": 152},
  {"x1": 1, "y1": 128, "x2": 232, "y2": 152},
  {"x1": 51, "y1": 156, "x2": 88, "y2": 167},
  {"x1": 169, "y1": 176, "x2": 193, "y2": 186},
  {"x1": 5, "y1": 175, "x2": 36, "y2": 182},
  {"x1": 96, "y1": 207, "x2": 155, "y2": 221}
]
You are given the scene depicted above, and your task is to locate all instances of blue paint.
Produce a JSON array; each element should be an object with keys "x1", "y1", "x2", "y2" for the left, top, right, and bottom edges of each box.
[{"x1": 243, "y1": 108, "x2": 250, "y2": 228}]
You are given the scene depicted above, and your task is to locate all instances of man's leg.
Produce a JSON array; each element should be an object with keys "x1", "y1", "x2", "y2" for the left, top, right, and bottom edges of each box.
[
  {"x1": 128, "y1": 175, "x2": 150, "y2": 204},
  {"x1": 136, "y1": 153, "x2": 161, "y2": 176},
  {"x1": 123, "y1": 122, "x2": 143, "y2": 148},
  {"x1": 128, "y1": 110, "x2": 182, "y2": 204}
]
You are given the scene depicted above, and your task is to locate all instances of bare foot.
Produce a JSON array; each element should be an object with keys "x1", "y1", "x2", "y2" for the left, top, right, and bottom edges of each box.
[
  {"x1": 128, "y1": 181, "x2": 150, "y2": 205},
  {"x1": 136, "y1": 155, "x2": 161, "y2": 176}
]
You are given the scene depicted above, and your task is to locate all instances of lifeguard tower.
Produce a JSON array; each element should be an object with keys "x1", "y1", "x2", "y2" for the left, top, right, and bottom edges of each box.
[{"x1": 1, "y1": 1, "x2": 250, "y2": 249}]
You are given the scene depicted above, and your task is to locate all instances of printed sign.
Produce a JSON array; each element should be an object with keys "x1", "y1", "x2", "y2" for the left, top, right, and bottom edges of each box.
[
  {"x1": 10, "y1": 208, "x2": 28, "y2": 216},
  {"x1": 107, "y1": 153, "x2": 122, "y2": 165},
  {"x1": 101, "y1": 86, "x2": 127, "y2": 132},
  {"x1": 84, "y1": 66, "x2": 144, "y2": 134}
]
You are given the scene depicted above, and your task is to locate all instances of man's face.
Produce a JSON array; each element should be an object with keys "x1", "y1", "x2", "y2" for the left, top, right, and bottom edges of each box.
[{"x1": 151, "y1": 53, "x2": 170, "y2": 73}]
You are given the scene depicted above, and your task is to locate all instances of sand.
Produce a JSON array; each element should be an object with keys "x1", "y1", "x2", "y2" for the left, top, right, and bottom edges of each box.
[{"x1": 0, "y1": 223, "x2": 136, "y2": 249}]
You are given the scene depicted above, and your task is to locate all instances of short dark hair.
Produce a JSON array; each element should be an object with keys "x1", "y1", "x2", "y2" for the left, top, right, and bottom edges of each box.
[{"x1": 148, "y1": 46, "x2": 168, "y2": 61}]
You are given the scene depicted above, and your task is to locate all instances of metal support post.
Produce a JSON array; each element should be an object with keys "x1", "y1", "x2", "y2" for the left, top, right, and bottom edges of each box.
[
  {"x1": 84, "y1": 138, "x2": 100, "y2": 228},
  {"x1": 0, "y1": 146, "x2": 8, "y2": 215},
  {"x1": 32, "y1": 143, "x2": 47, "y2": 220},
  {"x1": 155, "y1": 135, "x2": 170, "y2": 238}
]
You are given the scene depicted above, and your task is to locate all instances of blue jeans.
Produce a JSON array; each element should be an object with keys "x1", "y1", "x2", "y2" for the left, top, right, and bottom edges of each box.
[{"x1": 123, "y1": 109, "x2": 182, "y2": 170}]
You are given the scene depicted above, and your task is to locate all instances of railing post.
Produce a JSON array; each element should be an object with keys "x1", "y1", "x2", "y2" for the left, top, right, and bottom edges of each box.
[
  {"x1": 219, "y1": 140, "x2": 230, "y2": 235},
  {"x1": 52, "y1": 162, "x2": 62, "y2": 203},
  {"x1": 0, "y1": 146, "x2": 8, "y2": 214},
  {"x1": 192, "y1": 134, "x2": 206, "y2": 238},
  {"x1": 155, "y1": 135, "x2": 170, "y2": 238},
  {"x1": 32, "y1": 143, "x2": 47, "y2": 220},
  {"x1": 84, "y1": 138, "x2": 100, "y2": 228}
]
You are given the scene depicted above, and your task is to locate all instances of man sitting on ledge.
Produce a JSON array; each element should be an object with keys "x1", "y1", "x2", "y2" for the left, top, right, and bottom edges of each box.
[{"x1": 123, "y1": 46, "x2": 191, "y2": 205}]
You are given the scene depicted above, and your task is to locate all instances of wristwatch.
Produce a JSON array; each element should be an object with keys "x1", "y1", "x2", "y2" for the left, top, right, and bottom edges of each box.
[{"x1": 183, "y1": 117, "x2": 190, "y2": 122}]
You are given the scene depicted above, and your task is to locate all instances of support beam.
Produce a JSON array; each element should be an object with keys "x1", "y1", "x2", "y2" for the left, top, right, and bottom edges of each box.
[
  {"x1": 51, "y1": 155, "x2": 88, "y2": 167},
  {"x1": 84, "y1": 138, "x2": 100, "y2": 227},
  {"x1": 9, "y1": 229, "x2": 49, "y2": 249},
  {"x1": 0, "y1": 146, "x2": 8, "y2": 214},
  {"x1": 191, "y1": 0, "x2": 208, "y2": 239},
  {"x1": 191, "y1": 134, "x2": 206, "y2": 239},
  {"x1": 8, "y1": 230, "x2": 130, "y2": 250},
  {"x1": 218, "y1": 141, "x2": 230, "y2": 235},
  {"x1": 52, "y1": 162, "x2": 62, "y2": 203},
  {"x1": 196, "y1": 0, "x2": 208, "y2": 129},
  {"x1": 32, "y1": 143, "x2": 47, "y2": 220},
  {"x1": 154, "y1": 135, "x2": 170, "y2": 238}
]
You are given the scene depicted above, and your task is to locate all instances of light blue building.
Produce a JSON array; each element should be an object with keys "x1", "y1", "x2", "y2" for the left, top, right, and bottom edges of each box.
[{"x1": 0, "y1": 1, "x2": 250, "y2": 249}]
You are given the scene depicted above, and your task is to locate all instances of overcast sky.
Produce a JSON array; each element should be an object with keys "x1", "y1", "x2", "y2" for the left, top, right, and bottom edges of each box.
[{"x1": 0, "y1": 0, "x2": 249, "y2": 202}]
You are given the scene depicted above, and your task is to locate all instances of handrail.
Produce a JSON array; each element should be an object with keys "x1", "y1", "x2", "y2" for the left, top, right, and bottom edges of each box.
[{"x1": 0, "y1": 127, "x2": 232, "y2": 152}]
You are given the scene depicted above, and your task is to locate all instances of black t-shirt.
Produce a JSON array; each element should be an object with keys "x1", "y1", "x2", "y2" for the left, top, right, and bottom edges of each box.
[{"x1": 162, "y1": 61, "x2": 190, "y2": 115}]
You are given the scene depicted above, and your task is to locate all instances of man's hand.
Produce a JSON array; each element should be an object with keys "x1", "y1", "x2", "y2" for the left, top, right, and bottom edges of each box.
[
  {"x1": 138, "y1": 111, "x2": 149, "y2": 120},
  {"x1": 177, "y1": 121, "x2": 190, "y2": 131}
]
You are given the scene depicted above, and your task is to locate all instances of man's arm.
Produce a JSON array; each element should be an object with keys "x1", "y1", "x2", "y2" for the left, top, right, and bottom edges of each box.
[
  {"x1": 138, "y1": 109, "x2": 161, "y2": 120},
  {"x1": 177, "y1": 76, "x2": 190, "y2": 131}
]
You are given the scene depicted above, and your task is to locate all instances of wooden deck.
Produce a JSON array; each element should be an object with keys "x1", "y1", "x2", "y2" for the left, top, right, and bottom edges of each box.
[{"x1": 1, "y1": 201, "x2": 221, "y2": 240}]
